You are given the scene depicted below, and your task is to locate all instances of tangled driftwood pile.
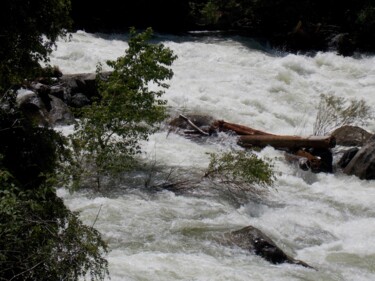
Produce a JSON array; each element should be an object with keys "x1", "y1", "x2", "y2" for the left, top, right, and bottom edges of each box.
[{"x1": 172, "y1": 114, "x2": 336, "y2": 174}]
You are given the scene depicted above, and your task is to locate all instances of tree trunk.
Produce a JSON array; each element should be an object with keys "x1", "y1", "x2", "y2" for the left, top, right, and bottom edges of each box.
[{"x1": 238, "y1": 135, "x2": 336, "y2": 149}]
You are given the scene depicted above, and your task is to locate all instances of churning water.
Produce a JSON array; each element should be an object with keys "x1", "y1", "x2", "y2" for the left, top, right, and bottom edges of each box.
[{"x1": 52, "y1": 31, "x2": 375, "y2": 281}]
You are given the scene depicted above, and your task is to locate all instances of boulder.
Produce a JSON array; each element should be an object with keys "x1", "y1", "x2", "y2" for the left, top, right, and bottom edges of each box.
[
  {"x1": 331, "y1": 125, "x2": 372, "y2": 147},
  {"x1": 17, "y1": 88, "x2": 75, "y2": 126},
  {"x1": 17, "y1": 89, "x2": 50, "y2": 126},
  {"x1": 70, "y1": 93, "x2": 91, "y2": 108},
  {"x1": 224, "y1": 225, "x2": 313, "y2": 268},
  {"x1": 49, "y1": 84, "x2": 70, "y2": 102},
  {"x1": 343, "y1": 135, "x2": 375, "y2": 180},
  {"x1": 48, "y1": 95, "x2": 76, "y2": 125}
]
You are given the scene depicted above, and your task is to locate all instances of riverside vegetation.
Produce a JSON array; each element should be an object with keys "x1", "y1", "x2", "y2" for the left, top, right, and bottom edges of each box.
[{"x1": 0, "y1": 0, "x2": 109, "y2": 280}]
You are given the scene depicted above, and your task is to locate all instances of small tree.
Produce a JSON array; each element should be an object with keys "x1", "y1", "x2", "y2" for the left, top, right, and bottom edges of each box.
[{"x1": 70, "y1": 28, "x2": 177, "y2": 189}]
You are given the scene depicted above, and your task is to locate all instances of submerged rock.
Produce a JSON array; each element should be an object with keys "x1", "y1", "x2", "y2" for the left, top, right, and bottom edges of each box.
[{"x1": 223, "y1": 225, "x2": 313, "y2": 268}]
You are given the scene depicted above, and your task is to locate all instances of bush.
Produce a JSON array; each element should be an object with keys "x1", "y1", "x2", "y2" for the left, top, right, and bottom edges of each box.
[
  {"x1": 313, "y1": 94, "x2": 373, "y2": 135},
  {"x1": 205, "y1": 150, "x2": 275, "y2": 199}
]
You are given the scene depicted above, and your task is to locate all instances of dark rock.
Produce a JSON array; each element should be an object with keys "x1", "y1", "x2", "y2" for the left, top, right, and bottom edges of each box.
[
  {"x1": 17, "y1": 89, "x2": 50, "y2": 126},
  {"x1": 60, "y1": 72, "x2": 111, "y2": 104},
  {"x1": 331, "y1": 125, "x2": 372, "y2": 147},
  {"x1": 49, "y1": 85, "x2": 69, "y2": 102},
  {"x1": 338, "y1": 147, "x2": 359, "y2": 169},
  {"x1": 329, "y1": 33, "x2": 356, "y2": 56},
  {"x1": 343, "y1": 135, "x2": 375, "y2": 180},
  {"x1": 224, "y1": 225, "x2": 313, "y2": 268},
  {"x1": 307, "y1": 148, "x2": 333, "y2": 173},
  {"x1": 70, "y1": 93, "x2": 91, "y2": 108},
  {"x1": 48, "y1": 95, "x2": 76, "y2": 125},
  {"x1": 30, "y1": 82, "x2": 52, "y2": 111},
  {"x1": 17, "y1": 89, "x2": 75, "y2": 126}
]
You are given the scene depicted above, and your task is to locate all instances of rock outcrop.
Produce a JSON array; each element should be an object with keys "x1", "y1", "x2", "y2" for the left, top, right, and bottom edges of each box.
[
  {"x1": 223, "y1": 225, "x2": 313, "y2": 268},
  {"x1": 17, "y1": 88, "x2": 75, "y2": 126},
  {"x1": 15, "y1": 72, "x2": 113, "y2": 126}
]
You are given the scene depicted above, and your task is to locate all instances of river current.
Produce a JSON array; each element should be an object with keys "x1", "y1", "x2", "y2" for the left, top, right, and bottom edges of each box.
[{"x1": 51, "y1": 31, "x2": 375, "y2": 281}]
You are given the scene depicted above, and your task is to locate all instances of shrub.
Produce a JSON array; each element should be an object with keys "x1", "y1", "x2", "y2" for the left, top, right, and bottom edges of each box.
[
  {"x1": 205, "y1": 150, "x2": 275, "y2": 199},
  {"x1": 313, "y1": 93, "x2": 373, "y2": 135}
]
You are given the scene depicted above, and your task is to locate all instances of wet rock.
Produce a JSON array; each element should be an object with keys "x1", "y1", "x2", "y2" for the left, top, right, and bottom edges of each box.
[
  {"x1": 60, "y1": 72, "x2": 111, "y2": 104},
  {"x1": 17, "y1": 89, "x2": 50, "y2": 126},
  {"x1": 329, "y1": 33, "x2": 356, "y2": 56},
  {"x1": 337, "y1": 147, "x2": 359, "y2": 169},
  {"x1": 70, "y1": 93, "x2": 91, "y2": 108},
  {"x1": 331, "y1": 125, "x2": 372, "y2": 147},
  {"x1": 49, "y1": 84, "x2": 69, "y2": 102},
  {"x1": 343, "y1": 135, "x2": 375, "y2": 180},
  {"x1": 48, "y1": 95, "x2": 76, "y2": 125},
  {"x1": 224, "y1": 225, "x2": 313, "y2": 268},
  {"x1": 16, "y1": 89, "x2": 75, "y2": 126}
]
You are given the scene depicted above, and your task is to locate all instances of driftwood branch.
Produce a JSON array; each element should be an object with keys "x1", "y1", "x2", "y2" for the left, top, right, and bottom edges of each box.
[
  {"x1": 179, "y1": 114, "x2": 209, "y2": 136},
  {"x1": 171, "y1": 115, "x2": 335, "y2": 173}
]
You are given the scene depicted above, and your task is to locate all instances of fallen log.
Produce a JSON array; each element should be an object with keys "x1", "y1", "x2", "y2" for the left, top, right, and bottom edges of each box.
[
  {"x1": 211, "y1": 120, "x2": 273, "y2": 136},
  {"x1": 238, "y1": 135, "x2": 336, "y2": 149}
]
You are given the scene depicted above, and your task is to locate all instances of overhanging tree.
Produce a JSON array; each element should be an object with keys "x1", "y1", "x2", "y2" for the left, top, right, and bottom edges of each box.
[
  {"x1": 0, "y1": 0, "x2": 72, "y2": 92},
  {"x1": 0, "y1": 93, "x2": 108, "y2": 281},
  {"x1": 0, "y1": 1, "x2": 109, "y2": 280},
  {"x1": 69, "y1": 27, "x2": 177, "y2": 189}
]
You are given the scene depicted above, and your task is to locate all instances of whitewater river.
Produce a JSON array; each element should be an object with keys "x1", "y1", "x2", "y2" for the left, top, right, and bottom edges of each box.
[{"x1": 51, "y1": 31, "x2": 375, "y2": 281}]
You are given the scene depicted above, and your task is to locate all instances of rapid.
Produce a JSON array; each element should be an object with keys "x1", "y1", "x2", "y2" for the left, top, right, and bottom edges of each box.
[{"x1": 51, "y1": 31, "x2": 375, "y2": 281}]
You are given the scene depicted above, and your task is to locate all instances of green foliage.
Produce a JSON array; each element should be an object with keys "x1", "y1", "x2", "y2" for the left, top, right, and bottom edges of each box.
[
  {"x1": 0, "y1": 0, "x2": 72, "y2": 92},
  {"x1": 205, "y1": 150, "x2": 275, "y2": 196},
  {"x1": 185, "y1": 0, "x2": 375, "y2": 52},
  {"x1": 0, "y1": 92, "x2": 66, "y2": 188},
  {"x1": 69, "y1": 27, "x2": 177, "y2": 189},
  {"x1": 0, "y1": 92, "x2": 109, "y2": 281},
  {"x1": 0, "y1": 1, "x2": 109, "y2": 279},
  {"x1": 0, "y1": 183, "x2": 108, "y2": 281},
  {"x1": 190, "y1": 1, "x2": 222, "y2": 25},
  {"x1": 313, "y1": 94, "x2": 373, "y2": 135},
  {"x1": 356, "y1": 4, "x2": 375, "y2": 50}
]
